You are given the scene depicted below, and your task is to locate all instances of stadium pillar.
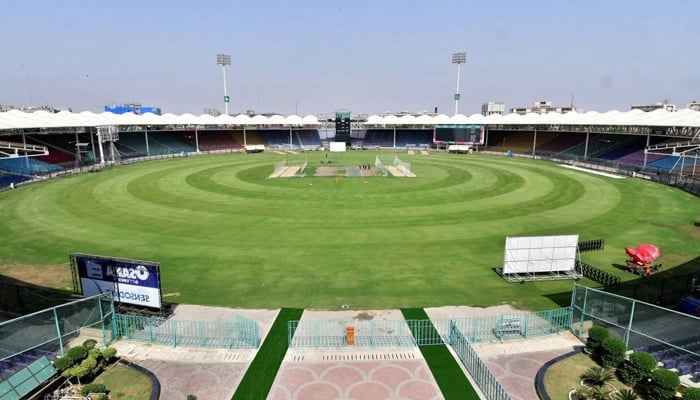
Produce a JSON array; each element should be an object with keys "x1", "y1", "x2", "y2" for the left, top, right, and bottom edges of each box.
[
  {"x1": 643, "y1": 132, "x2": 650, "y2": 166},
  {"x1": 97, "y1": 130, "x2": 105, "y2": 164},
  {"x1": 243, "y1": 127, "x2": 247, "y2": 149},
  {"x1": 532, "y1": 128, "x2": 537, "y2": 158},
  {"x1": 194, "y1": 126, "x2": 200, "y2": 152},
  {"x1": 289, "y1": 127, "x2": 293, "y2": 150},
  {"x1": 583, "y1": 128, "x2": 590, "y2": 160},
  {"x1": 144, "y1": 128, "x2": 150, "y2": 156},
  {"x1": 22, "y1": 132, "x2": 29, "y2": 171},
  {"x1": 393, "y1": 126, "x2": 396, "y2": 149}
]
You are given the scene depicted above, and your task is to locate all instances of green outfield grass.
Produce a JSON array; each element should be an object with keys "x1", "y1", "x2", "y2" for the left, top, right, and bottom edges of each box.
[{"x1": 0, "y1": 151, "x2": 697, "y2": 310}]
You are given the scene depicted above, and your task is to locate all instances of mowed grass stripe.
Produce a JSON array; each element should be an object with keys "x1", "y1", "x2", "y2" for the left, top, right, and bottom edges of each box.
[
  {"x1": 0, "y1": 152, "x2": 697, "y2": 309},
  {"x1": 401, "y1": 308, "x2": 480, "y2": 400},
  {"x1": 231, "y1": 308, "x2": 303, "y2": 400}
]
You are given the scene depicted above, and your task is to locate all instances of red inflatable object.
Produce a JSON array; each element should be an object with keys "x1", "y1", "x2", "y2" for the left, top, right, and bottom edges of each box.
[{"x1": 625, "y1": 244, "x2": 660, "y2": 264}]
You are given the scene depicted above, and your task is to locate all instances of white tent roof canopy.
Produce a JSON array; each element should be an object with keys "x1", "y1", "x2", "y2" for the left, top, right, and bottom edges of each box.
[
  {"x1": 1, "y1": 109, "x2": 699, "y2": 130},
  {"x1": 0, "y1": 111, "x2": 321, "y2": 130}
]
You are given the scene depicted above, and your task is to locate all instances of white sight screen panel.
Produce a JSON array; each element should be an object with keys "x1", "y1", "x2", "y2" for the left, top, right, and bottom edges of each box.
[{"x1": 503, "y1": 235, "x2": 579, "y2": 274}]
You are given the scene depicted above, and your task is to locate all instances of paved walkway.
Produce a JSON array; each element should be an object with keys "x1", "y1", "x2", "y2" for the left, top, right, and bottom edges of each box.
[
  {"x1": 110, "y1": 305, "x2": 584, "y2": 400},
  {"x1": 472, "y1": 332, "x2": 583, "y2": 400},
  {"x1": 268, "y1": 348, "x2": 442, "y2": 400}
]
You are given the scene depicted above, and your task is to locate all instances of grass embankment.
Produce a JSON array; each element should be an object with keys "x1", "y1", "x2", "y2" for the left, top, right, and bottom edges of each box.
[
  {"x1": 231, "y1": 308, "x2": 303, "y2": 400},
  {"x1": 401, "y1": 308, "x2": 480, "y2": 400},
  {"x1": 93, "y1": 363, "x2": 152, "y2": 400},
  {"x1": 544, "y1": 352, "x2": 632, "y2": 398}
]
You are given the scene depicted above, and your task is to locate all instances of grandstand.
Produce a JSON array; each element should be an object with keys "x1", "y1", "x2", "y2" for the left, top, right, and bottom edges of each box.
[{"x1": 0, "y1": 109, "x2": 699, "y2": 190}]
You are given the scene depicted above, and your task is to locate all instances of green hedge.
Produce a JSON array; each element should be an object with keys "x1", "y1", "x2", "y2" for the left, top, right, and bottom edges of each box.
[
  {"x1": 600, "y1": 337, "x2": 626, "y2": 368},
  {"x1": 586, "y1": 326, "x2": 610, "y2": 354},
  {"x1": 647, "y1": 368, "x2": 680, "y2": 400},
  {"x1": 618, "y1": 351, "x2": 657, "y2": 384}
]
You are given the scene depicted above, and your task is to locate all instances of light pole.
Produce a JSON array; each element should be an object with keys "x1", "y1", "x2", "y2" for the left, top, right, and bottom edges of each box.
[
  {"x1": 216, "y1": 54, "x2": 231, "y2": 115},
  {"x1": 452, "y1": 52, "x2": 467, "y2": 115}
]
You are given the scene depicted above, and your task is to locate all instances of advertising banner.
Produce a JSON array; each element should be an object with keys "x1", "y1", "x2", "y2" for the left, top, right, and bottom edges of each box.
[{"x1": 73, "y1": 254, "x2": 162, "y2": 309}]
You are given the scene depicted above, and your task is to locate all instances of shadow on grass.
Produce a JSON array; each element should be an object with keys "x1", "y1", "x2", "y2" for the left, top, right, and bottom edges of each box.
[{"x1": 0, "y1": 275, "x2": 76, "y2": 316}]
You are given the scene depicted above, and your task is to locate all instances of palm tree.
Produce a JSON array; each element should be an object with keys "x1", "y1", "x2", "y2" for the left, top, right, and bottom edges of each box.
[
  {"x1": 612, "y1": 388, "x2": 639, "y2": 400},
  {"x1": 581, "y1": 366, "x2": 615, "y2": 388}
]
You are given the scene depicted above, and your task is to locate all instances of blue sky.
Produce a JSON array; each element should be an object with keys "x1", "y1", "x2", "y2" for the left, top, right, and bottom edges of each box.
[{"x1": 2, "y1": 0, "x2": 698, "y2": 115}]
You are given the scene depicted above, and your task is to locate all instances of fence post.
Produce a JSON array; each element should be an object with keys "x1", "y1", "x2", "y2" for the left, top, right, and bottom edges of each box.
[
  {"x1": 148, "y1": 317, "x2": 154, "y2": 343},
  {"x1": 624, "y1": 300, "x2": 636, "y2": 347},
  {"x1": 53, "y1": 307, "x2": 64, "y2": 356}
]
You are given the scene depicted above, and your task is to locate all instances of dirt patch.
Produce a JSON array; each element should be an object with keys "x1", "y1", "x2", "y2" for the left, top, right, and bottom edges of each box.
[
  {"x1": 315, "y1": 166, "x2": 344, "y2": 176},
  {"x1": 354, "y1": 311, "x2": 374, "y2": 321},
  {"x1": 0, "y1": 261, "x2": 72, "y2": 290},
  {"x1": 651, "y1": 221, "x2": 673, "y2": 228}
]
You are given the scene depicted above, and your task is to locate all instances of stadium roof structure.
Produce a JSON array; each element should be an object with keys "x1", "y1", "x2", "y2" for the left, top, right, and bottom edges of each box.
[
  {"x1": 0, "y1": 110, "x2": 321, "y2": 130},
  {"x1": 365, "y1": 108, "x2": 700, "y2": 127},
  {"x1": 1, "y1": 108, "x2": 700, "y2": 131}
]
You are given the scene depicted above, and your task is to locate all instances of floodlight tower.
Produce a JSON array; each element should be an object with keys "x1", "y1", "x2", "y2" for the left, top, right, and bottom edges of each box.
[
  {"x1": 216, "y1": 54, "x2": 232, "y2": 115},
  {"x1": 452, "y1": 52, "x2": 467, "y2": 115}
]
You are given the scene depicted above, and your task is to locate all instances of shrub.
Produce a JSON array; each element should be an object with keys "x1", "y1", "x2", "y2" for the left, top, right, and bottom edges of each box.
[
  {"x1": 53, "y1": 356, "x2": 73, "y2": 372},
  {"x1": 600, "y1": 337, "x2": 627, "y2": 368},
  {"x1": 646, "y1": 368, "x2": 680, "y2": 400},
  {"x1": 683, "y1": 387, "x2": 700, "y2": 400},
  {"x1": 586, "y1": 326, "x2": 610, "y2": 354},
  {"x1": 187, "y1": 395, "x2": 197, "y2": 400},
  {"x1": 62, "y1": 365, "x2": 89, "y2": 381},
  {"x1": 80, "y1": 357, "x2": 98, "y2": 375},
  {"x1": 581, "y1": 366, "x2": 615, "y2": 387},
  {"x1": 618, "y1": 351, "x2": 657, "y2": 384},
  {"x1": 66, "y1": 346, "x2": 87, "y2": 363},
  {"x1": 82, "y1": 339, "x2": 97, "y2": 350},
  {"x1": 88, "y1": 348, "x2": 101, "y2": 360},
  {"x1": 613, "y1": 388, "x2": 639, "y2": 400},
  {"x1": 101, "y1": 347, "x2": 117, "y2": 362},
  {"x1": 80, "y1": 383, "x2": 107, "y2": 396},
  {"x1": 587, "y1": 385, "x2": 612, "y2": 400}
]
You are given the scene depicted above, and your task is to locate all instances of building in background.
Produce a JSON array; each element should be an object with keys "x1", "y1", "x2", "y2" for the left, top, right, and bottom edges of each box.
[
  {"x1": 631, "y1": 102, "x2": 676, "y2": 112},
  {"x1": 686, "y1": 101, "x2": 700, "y2": 111},
  {"x1": 105, "y1": 103, "x2": 161, "y2": 115},
  {"x1": 510, "y1": 100, "x2": 576, "y2": 115},
  {"x1": 203, "y1": 108, "x2": 222, "y2": 117},
  {"x1": 481, "y1": 102, "x2": 505, "y2": 116},
  {"x1": 0, "y1": 104, "x2": 70, "y2": 113}
]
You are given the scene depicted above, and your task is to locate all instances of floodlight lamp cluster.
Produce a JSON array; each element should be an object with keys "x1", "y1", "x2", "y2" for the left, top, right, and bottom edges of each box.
[
  {"x1": 452, "y1": 52, "x2": 467, "y2": 64},
  {"x1": 216, "y1": 54, "x2": 231, "y2": 66}
]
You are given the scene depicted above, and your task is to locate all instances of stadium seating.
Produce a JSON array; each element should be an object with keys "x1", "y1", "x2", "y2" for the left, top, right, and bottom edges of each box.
[
  {"x1": 295, "y1": 129, "x2": 322, "y2": 149},
  {"x1": 395, "y1": 129, "x2": 433, "y2": 148},
  {"x1": 195, "y1": 130, "x2": 241, "y2": 151},
  {"x1": 147, "y1": 131, "x2": 196, "y2": 153},
  {"x1": 649, "y1": 156, "x2": 681, "y2": 171},
  {"x1": 362, "y1": 130, "x2": 394, "y2": 148},
  {"x1": 0, "y1": 171, "x2": 31, "y2": 188},
  {"x1": 0, "y1": 157, "x2": 63, "y2": 175},
  {"x1": 535, "y1": 132, "x2": 588, "y2": 153}
]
